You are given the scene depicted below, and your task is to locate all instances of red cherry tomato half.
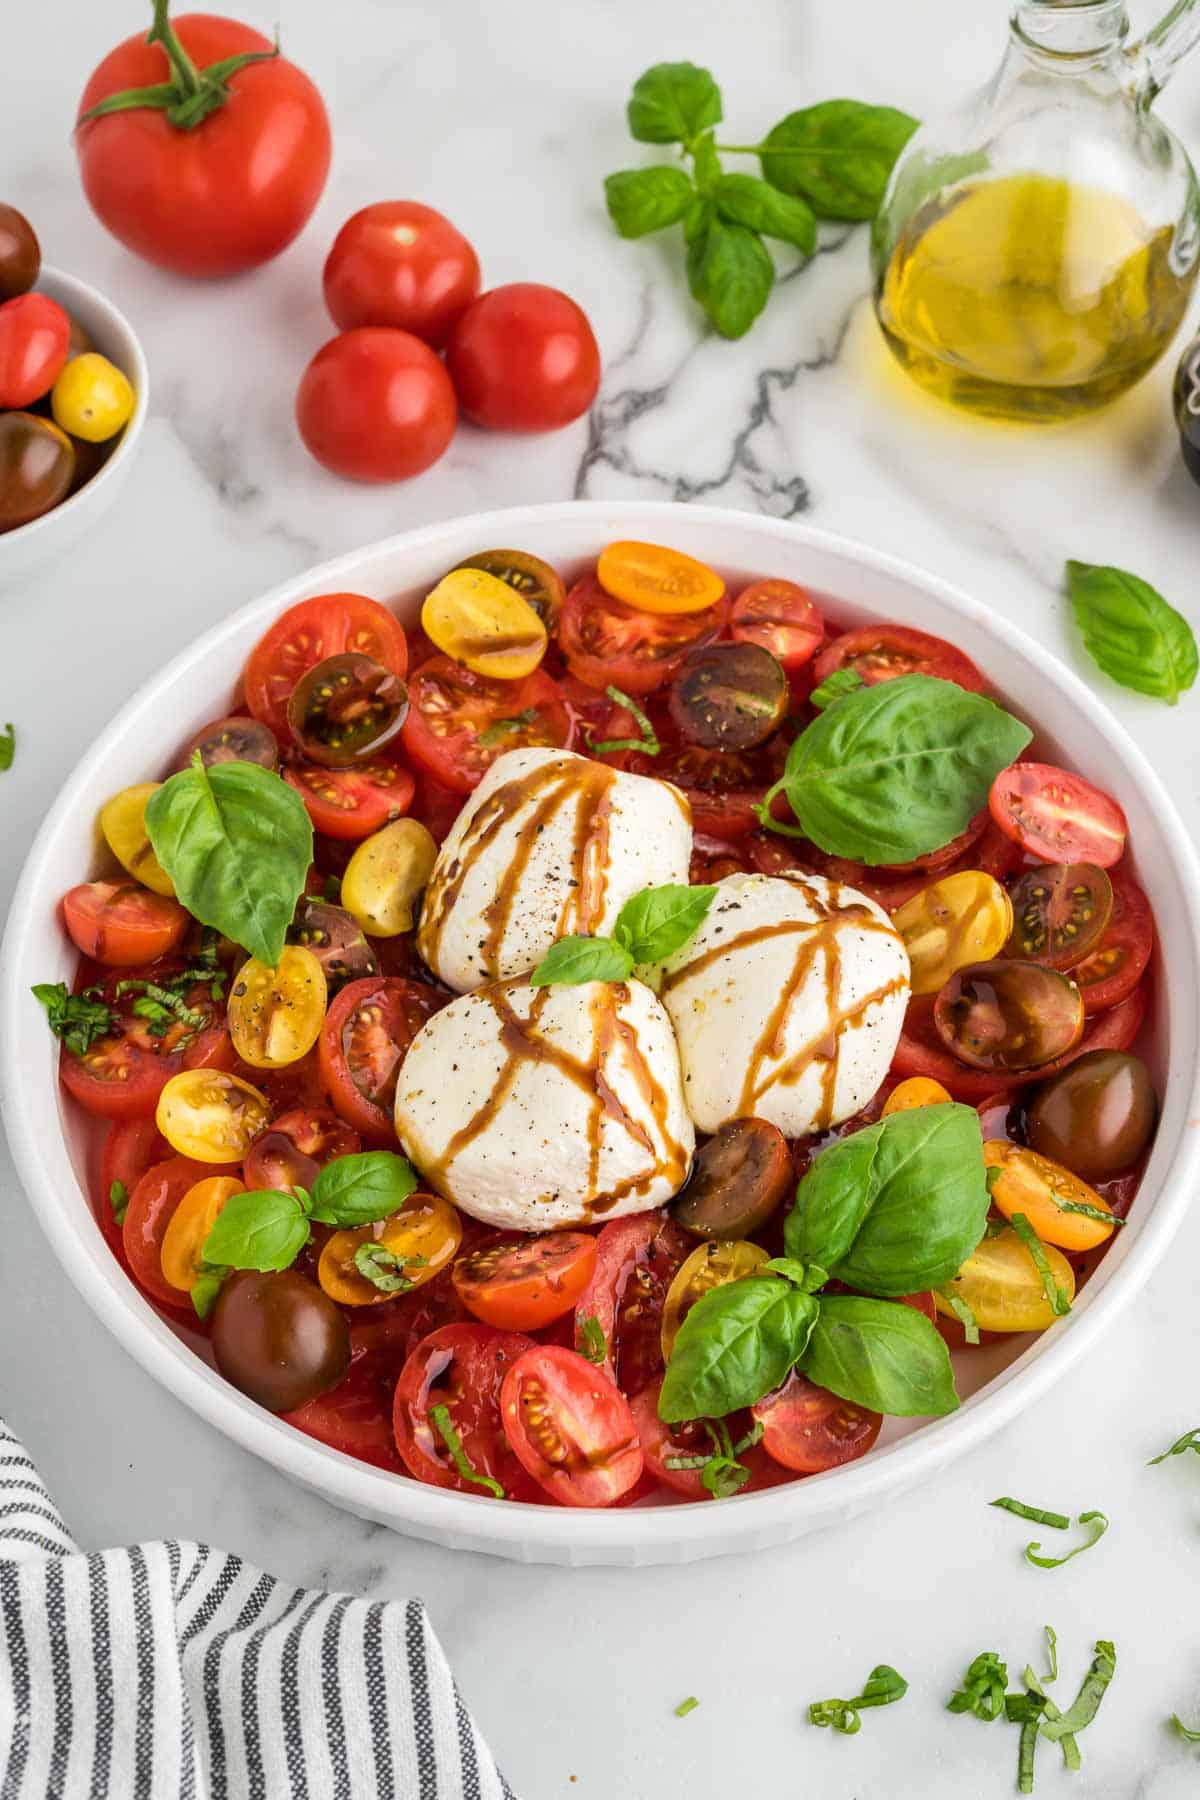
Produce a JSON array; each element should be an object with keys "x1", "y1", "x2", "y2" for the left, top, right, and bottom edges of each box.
[
  {"x1": 244, "y1": 592, "x2": 408, "y2": 743},
  {"x1": 629, "y1": 1381, "x2": 794, "y2": 1499},
  {"x1": 122, "y1": 1154, "x2": 224, "y2": 1308},
  {"x1": 627, "y1": 737, "x2": 771, "y2": 842},
  {"x1": 446, "y1": 283, "x2": 600, "y2": 432},
  {"x1": 400, "y1": 655, "x2": 571, "y2": 793},
  {"x1": 296, "y1": 327, "x2": 458, "y2": 482},
  {"x1": 97, "y1": 1116, "x2": 168, "y2": 1259},
  {"x1": 75, "y1": 15, "x2": 330, "y2": 278},
  {"x1": 319, "y1": 975, "x2": 444, "y2": 1142},
  {"x1": 810, "y1": 624, "x2": 987, "y2": 693},
  {"x1": 0, "y1": 292, "x2": 70, "y2": 408},
  {"x1": 574, "y1": 1212, "x2": 692, "y2": 1396},
  {"x1": 1071, "y1": 869, "x2": 1154, "y2": 1013},
  {"x1": 62, "y1": 880, "x2": 189, "y2": 967},
  {"x1": 729, "y1": 579, "x2": 824, "y2": 671},
  {"x1": 988, "y1": 763, "x2": 1128, "y2": 869},
  {"x1": 243, "y1": 1106, "x2": 361, "y2": 1194},
  {"x1": 284, "y1": 757, "x2": 415, "y2": 840},
  {"x1": 286, "y1": 1306, "x2": 413, "y2": 1473},
  {"x1": 751, "y1": 1371, "x2": 882, "y2": 1473},
  {"x1": 452, "y1": 1232, "x2": 598, "y2": 1331},
  {"x1": 393, "y1": 1322, "x2": 543, "y2": 1499},
  {"x1": 323, "y1": 201, "x2": 481, "y2": 349},
  {"x1": 500, "y1": 1346, "x2": 643, "y2": 1507},
  {"x1": 559, "y1": 573, "x2": 727, "y2": 698},
  {"x1": 58, "y1": 963, "x2": 234, "y2": 1120}
]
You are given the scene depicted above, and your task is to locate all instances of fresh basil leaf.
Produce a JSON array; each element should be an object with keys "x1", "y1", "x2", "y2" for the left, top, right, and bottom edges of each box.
[
  {"x1": 190, "y1": 1266, "x2": 227, "y2": 1321},
  {"x1": 712, "y1": 173, "x2": 816, "y2": 253},
  {"x1": 785, "y1": 1103, "x2": 990, "y2": 1295},
  {"x1": 802, "y1": 1294, "x2": 959, "y2": 1416},
  {"x1": 614, "y1": 883, "x2": 717, "y2": 965},
  {"x1": 529, "y1": 935, "x2": 635, "y2": 987},
  {"x1": 604, "y1": 166, "x2": 696, "y2": 238},
  {"x1": 809, "y1": 667, "x2": 865, "y2": 711},
  {"x1": 1171, "y1": 1712, "x2": 1200, "y2": 1743},
  {"x1": 686, "y1": 212, "x2": 774, "y2": 339},
  {"x1": 691, "y1": 131, "x2": 722, "y2": 195},
  {"x1": 577, "y1": 1314, "x2": 608, "y2": 1365},
  {"x1": 202, "y1": 1189, "x2": 311, "y2": 1272},
  {"x1": 658, "y1": 1277, "x2": 817, "y2": 1421},
  {"x1": 32, "y1": 982, "x2": 115, "y2": 1057},
  {"x1": 146, "y1": 757, "x2": 312, "y2": 967},
  {"x1": 760, "y1": 99, "x2": 919, "y2": 220},
  {"x1": 626, "y1": 62, "x2": 722, "y2": 146},
  {"x1": 308, "y1": 1150, "x2": 418, "y2": 1227},
  {"x1": 0, "y1": 722, "x2": 13, "y2": 772},
  {"x1": 1067, "y1": 559, "x2": 1198, "y2": 705},
  {"x1": 761, "y1": 673, "x2": 1031, "y2": 864}
]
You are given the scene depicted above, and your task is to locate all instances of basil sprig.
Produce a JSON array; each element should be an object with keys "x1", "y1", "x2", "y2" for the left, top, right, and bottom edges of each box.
[
  {"x1": 146, "y1": 754, "x2": 313, "y2": 966},
  {"x1": 802, "y1": 1296, "x2": 957, "y2": 1417},
  {"x1": 1067, "y1": 559, "x2": 1198, "y2": 706},
  {"x1": 658, "y1": 1267, "x2": 819, "y2": 1423},
  {"x1": 531, "y1": 883, "x2": 716, "y2": 987},
  {"x1": 757, "y1": 673, "x2": 1032, "y2": 864}
]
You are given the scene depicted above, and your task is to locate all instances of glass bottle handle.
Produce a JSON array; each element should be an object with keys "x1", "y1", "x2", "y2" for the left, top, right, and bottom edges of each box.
[{"x1": 1130, "y1": 0, "x2": 1200, "y2": 103}]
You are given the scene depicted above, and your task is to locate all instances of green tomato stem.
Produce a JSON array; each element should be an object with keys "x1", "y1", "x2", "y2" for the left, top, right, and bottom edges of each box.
[{"x1": 76, "y1": 0, "x2": 280, "y2": 131}]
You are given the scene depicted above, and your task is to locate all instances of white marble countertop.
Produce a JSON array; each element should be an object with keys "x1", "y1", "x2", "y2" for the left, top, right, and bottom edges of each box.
[{"x1": 5, "y1": 1, "x2": 1200, "y2": 1794}]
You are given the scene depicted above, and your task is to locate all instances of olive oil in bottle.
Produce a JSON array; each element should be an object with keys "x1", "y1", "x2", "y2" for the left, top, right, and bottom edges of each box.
[{"x1": 874, "y1": 172, "x2": 1193, "y2": 421}]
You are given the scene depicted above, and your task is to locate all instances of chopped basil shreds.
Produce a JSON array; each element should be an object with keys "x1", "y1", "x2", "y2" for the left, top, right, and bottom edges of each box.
[
  {"x1": 1149, "y1": 1427, "x2": 1200, "y2": 1465},
  {"x1": 109, "y1": 1180, "x2": 129, "y2": 1227},
  {"x1": 1010, "y1": 1213, "x2": 1072, "y2": 1316},
  {"x1": 664, "y1": 1419, "x2": 763, "y2": 1498},
  {"x1": 429, "y1": 1404, "x2": 505, "y2": 1499},
  {"x1": 588, "y1": 685, "x2": 661, "y2": 756},
  {"x1": 1025, "y1": 1511, "x2": 1108, "y2": 1570},
  {"x1": 577, "y1": 1315, "x2": 608, "y2": 1364},
  {"x1": 1040, "y1": 1640, "x2": 1116, "y2": 1743},
  {"x1": 1043, "y1": 1625, "x2": 1058, "y2": 1684},
  {"x1": 947, "y1": 1651, "x2": 1008, "y2": 1721},
  {"x1": 1171, "y1": 1712, "x2": 1200, "y2": 1743},
  {"x1": 674, "y1": 1696, "x2": 699, "y2": 1719},
  {"x1": 991, "y1": 1496, "x2": 1070, "y2": 1531},
  {"x1": 353, "y1": 1243, "x2": 426, "y2": 1294},
  {"x1": 809, "y1": 1664, "x2": 908, "y2": 1734},
  {"x1": 478, "y1": 707, "x2": 540, "y2": 747},
  {"x1": 939, "y1": 1289, "x2": 980, "y2": 1345},
  {"x1": 0, "y1": 722, "x2": 14, "y2": 771},
  {"x1": 1056, "y1": 1198, "x2": 1125, "y2": 1228}
]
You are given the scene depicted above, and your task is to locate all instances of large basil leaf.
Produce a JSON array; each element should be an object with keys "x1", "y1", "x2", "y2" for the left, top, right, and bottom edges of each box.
[
  {"x1": 605, "y1": 166, "x2": 697, "y2": 238},
  {"x1": 764, "y1": 673, "x2": 1031, "y2": 864},
  {"x1": 712, "y1": 173, "x2": 816, "y2": 254},
  {"x1": 1067, "y1": 559, "x2": 1198, "y2": 706},
  {"x1": 802, "y1": 1295, "x2": 959, "y2": 1416},
  {"x1": 784, "y1": 1103, "x2": 990, "y2": 1296},
  {"x1": 146, "y1": 758, "x2": 313, "y2": 967},
  {"x1": 760, "y1": 100, "x2": 918, "y2": 220},
  {"x1": 308, "y1": 1151, "x2": 418, "y2": 1227},
  {"x1": 627, "y1": 62, "x2": 723, "y2": 146},
  {"x1": 658, "y1": 1278, "x2": 817, "y2": 1422},
  {"x1": 685, "y1": 212, "x2": 775, "y2": 339}
]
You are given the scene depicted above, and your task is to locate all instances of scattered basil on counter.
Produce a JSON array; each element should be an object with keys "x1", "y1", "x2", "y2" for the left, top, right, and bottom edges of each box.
[
  {"x1": 948, "y1": 1651, "x2": 1009, "y2": 1722},
  {"x1": 1149, "y1": 1426, "x2": 1200, "y2": 1465},
  {"x1": 1023, "y1": 1511, "x2": 1109, "y2": 1571},
  {"x1": 1040, "y1": 1640, "x2": 1116, "y2": 1743},
  {"x1": 1010, "y1": 1212, "x2": 1072, "y2": 1316},
  {"x1": 201, "y1": 1152, "x2": 418, "y2": 1276},
  {"x1": 32, "y1": 982, "x2": 115, "y2": 1057},
  {"x1": 306, "y1": 1151, "x2": 417, "y2": 1226},
  {"x1": 756, "y1": 673, "x2": 1032, "y2": 864},
  {"x1": 108, "y1": 1180, "x2": 129, "y2": 1228},
  {"x1": 429, "y1": 1403, "x2": 505, "y2": 1499},
  {"x1": 1171, "y1": 1711, "x2": 1200, "y2": 1743},
  {"x1": 657, "y1": 1271, "x2": 818, "y2": 1422},
  {"x1": 530, "y1": 883, "x2": 717, "y2": 986},
  {"x1": 759, "y1": 101, "x2": 919, "y2": 219},
  {"x1": 586, "y1": 684, "x2": 661, "y2": 756},
  {"x1": 0, "y1": 722, "x2": 14, "y2": 771},
  {"x1": 674, "y1": 1696, "x2": 700, "y2": 1720},
  {"x1": 952, "y1": 1629, "x2": 1113, "y2": 1793},
  {"x1": 800, "y1": 1295, "x2": 959, "y2": 1417},
  {"x1": 991, "y1": 1496, "x2": 1070, "y2": 1531},
  {"x1": 809, "y1": 667, "x2": 865, "y2": 710},
  {"x1": 809, "y1": 1663, "x2": 908, "y2": 1734},
  {"x1": 1043, "y1": 1626, "x2": 1058, "y2": 1684},
  {"x1": 145, "y1": 754, "x2": 313, "y2": 967},
  {"x1": 1067, "y1": 559, "x2": 1198, "y2": 706}
]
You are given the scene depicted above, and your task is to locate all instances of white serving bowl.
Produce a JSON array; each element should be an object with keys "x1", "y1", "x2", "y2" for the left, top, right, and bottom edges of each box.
[
  {"x1": 0, "y1": 266, "x2": 148, "y2": 587},
  {"x1": 3, "y1": 500, "x2": 1199, "y2": 1567}
]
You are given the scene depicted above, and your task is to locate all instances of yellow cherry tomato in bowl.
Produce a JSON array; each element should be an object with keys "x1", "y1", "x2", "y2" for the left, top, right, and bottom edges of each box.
[
  {"x1": 160, "y1": 1175, "x2": 242, "y2": 1292},
  {"x1": 317, "y1": 1191, "x2": 462, "y2": 1306},
  {"x1": 341, "y1": 817, "x2": 437, "y2": 937},
  {"x1": 660, "y1": 1238, "x2": 769, "y2": 1359},
  {"x1": 227, "y1": 945, "x2": 327, "y2": 1069},
  {"x1": 983, "y1": 1140, "x2": 1116, "y2": 1251},
  {"x1": 51, "y1": 352, "x2": 134, "y2": 443},
  {"x1": 421, "y1": 566, "x2": 547, "y2": 679},
  {"x1": 156, "y1": 1069, "x2": 271, "y2": 1163},
  {"x1": 893, "y1": 870, "x2": 1013, "y2": 997},
  {"x1": 597, "y1": 541, "x2": 726, "y2": 615},
  {"x1": 936, "y1": 1227, "x2": 1076, "y2": 1333},
  {"x1": 99, "y1": 783, "x2": 174, "y2": 896},
  {"x1": 882, "y1": 1076, "x2": 953, "y2": 1115}
]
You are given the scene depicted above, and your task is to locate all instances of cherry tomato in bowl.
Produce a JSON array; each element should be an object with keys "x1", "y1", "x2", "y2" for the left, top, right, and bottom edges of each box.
[
  {"x1": 62, "y1": 880, "x2": 189, "y2": 967},
  {"x1": 296, "y1": 328, "x2": 458, "y2": 482},
  {"x1": 284, "y1": 757, "x2": 415, "y2": 840},
  {"x1": 0, "y1": 293, "x2": 70, "y2": 408},
  {"x1": 323, "y1": 201, "x2": 481, "y2": 347},
  {"x1": 244, "y1": 592, "x2": 409, "y2": 744},
  {"x1": 1069, "y1": 868, "x2": 1154, "y2": 1011},
  {"x1": 393, "y1": 1322, "x2": 542, "y2": 1499},
  {"x1": 122, "y1": 1153, "x2": 224, "y2": 1308},
  {"x1": 0, "y1": 411, "x2": 74, "y2": 531},
  {"x1": 446, "y1": 284, "x2": 600, "y2": 432},
  {"x1": 500, "y1": 1345, "x2": 643, "y2": 1507},
  {"x1": 452, "y1": 1232, "x2": 598, "y2": 1331},
  {"x1": 729, "y1": 579, "x2": 824, "y2": 670},
  {"x1": 400, "y1": 655, "x2": 571, "y2": 792},
  {"x1": 573, "y1": 1213, "x2": 691, "y2": 1394},
  {"x1": 559, "y1": 573, "x2": 726, "y2": 697},
  {"x1": 243, "y1": 1106, "x2": 360, "y2": 1194},
  {"x1": 988, "y1": 763, "x2": 1128, "y2": 868},
  {"x1": 318, "y1": 975, "x2": 444, "y2": 1142},
  {"x1": 810, "y1": 624, "x2": 987, "y2": 693},
  {"x1": 752, "y1": 1372, "x2": 882, "y2": 1474}
]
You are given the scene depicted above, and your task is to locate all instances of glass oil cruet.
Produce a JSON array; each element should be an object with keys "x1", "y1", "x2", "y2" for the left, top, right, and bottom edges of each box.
[{"x1": 871, "y1": 0, "x2": 1200, "y2": 421}]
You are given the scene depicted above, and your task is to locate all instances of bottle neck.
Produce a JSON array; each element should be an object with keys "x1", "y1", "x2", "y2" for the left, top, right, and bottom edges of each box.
[{"x1": 1010, "y1": 0, "x2": 1129, "y2": 61}]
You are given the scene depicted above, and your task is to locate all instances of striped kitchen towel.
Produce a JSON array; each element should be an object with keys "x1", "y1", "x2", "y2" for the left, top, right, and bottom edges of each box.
[{"x1": 0, "y1": 1419, "x2": 515, "y2": 1799}]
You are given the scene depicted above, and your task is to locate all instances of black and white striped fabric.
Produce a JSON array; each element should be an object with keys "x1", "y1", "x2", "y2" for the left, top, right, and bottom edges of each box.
[{"x1": 0, "y1": 1420, "x2": 515, "y2": 1799}]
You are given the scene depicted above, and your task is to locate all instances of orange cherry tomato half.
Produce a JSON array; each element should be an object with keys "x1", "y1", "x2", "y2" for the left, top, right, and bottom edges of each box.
[
  {"x1": 983, "y1": 1139, "x2": 1116, "y2": 1252},
  {"x1": 159, "y1": 1174, "x2": 242, "y2": 1292},
  {"x1": 596, "y1": 541, "x2": 725, "y2": 616},
  {"x1": 988, "y1": 762, "x2": 1128, "y2": 869},
  {"x1": 500, "y1": 1345, "x2": 644, "y2": 1507},
  {"x1": 452, "y1": 1232, "x2": 598, "y2": 1331},
  {"x1": 729, "y1": 579, "x2": 824, "y2": 671},
  {"x1": 751, "y1": 1371, "x2": 882, "y2": 1474},
  {"x1": 318, "y1": 1192, "x2": 462, "y2": 1306},
  {"x1": 62, "y1": 880, "x2": 189, "y2": 967},
  {"x1": 244, "y1": 592, "x2": 408, "y2": 743}
]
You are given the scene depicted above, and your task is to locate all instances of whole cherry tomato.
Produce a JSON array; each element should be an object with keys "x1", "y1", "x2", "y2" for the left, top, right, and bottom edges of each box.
[
  {"x1": 0, "y1": 294, "x2": 70, "y2": 408},
  {"x1": 0, "y1": 206, "x2": 40, "y2": 301},
  {"x1": 75, "y1": 8, "x2": 330, "y2": 277},
  {"x1": 0, "y1": 413, "x2": 75, "y2": 531},
  {"x1": 296, "y1": 328, "x2": 458, "y2": 481},
  {"x1": 446, "y1": 283, "x2": 600, "y2": 431},
  {"x1": 323, "y1": 201, "x2": 481, "y2": 348}
]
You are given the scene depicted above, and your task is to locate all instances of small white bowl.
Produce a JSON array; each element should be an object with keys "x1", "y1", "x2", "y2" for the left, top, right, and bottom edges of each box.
[
  {"x1": 4, "y1": 500, "x2": 1199, "y2": 1566},
  {"x1": 0, "y1": 265, "x2": 148, "y2": 586}
]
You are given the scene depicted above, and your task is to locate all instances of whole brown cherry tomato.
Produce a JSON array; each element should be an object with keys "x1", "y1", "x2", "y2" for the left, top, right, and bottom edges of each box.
[
  {"x1": 0, "y1": 205, "x2": 40, "y2": 300},
  {"x1": 211, "y1": 1269, "x2": 350, "y2": 1413},
  {"x1": 0, "y1": 412, "x2": 74, "y2": 532}
]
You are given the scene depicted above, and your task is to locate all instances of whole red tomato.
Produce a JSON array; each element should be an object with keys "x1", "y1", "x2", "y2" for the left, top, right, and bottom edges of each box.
[
  {"x1": 74, "y1": 7, "x2": 330, "y2": 278},
  {"x1": 446, "y1": 283, "x2": 601, "y2": 431},
  {"x1": 323, "y1": 202, "x2": 481, "y2": 348},
  {"x1": 296, "y1": 328, "x2": 458, "y2": 482},
  {"x1": 0, "y1": 294, "x2": 70, "y2": 408}
]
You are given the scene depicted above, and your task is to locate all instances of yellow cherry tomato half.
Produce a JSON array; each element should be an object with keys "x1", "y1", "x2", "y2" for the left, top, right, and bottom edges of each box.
[
  {"x1": 421, "y1": 566, "x2": 548, "y2": 679},
  {"x1": 983, "y1": 1139, "x2": 1115, "y2": 1251},
  {"x1": 160, "y1": 1176, "x2": 242, "y2": 1292},
  {"x1": 893, "y1": 870, "x2": 1013, "y2": 997},
  {"x1": 883, "y1": 1076, "x2": 953, "y2": 1116},
  {"x1": 936, "y1": 1226, "x2": 1076, "y2": 1334},
  {"x1": 227, "y1": 945, "x2": 327, "y2": 1070},
  {"x1": 51, "y1": 352, "x2": 135, "y2": 443},
  {"x1": 597, "y1": 541, "x2": 726, "y2": 616},
  {"x1": 341, "y1": 817, "x2": 438, "y2": 938},
  {"x1": 156, "y1": 1069, "x2": 271, "y2": 1163},
  {"x1": 661, "y1": 1238, "x2": 770, "y2": 1360},
  {"x1": 99, "y1": 783, "x2": 174, "y2": 897},
  {"x1": 317, "y1": 1191, "x2": 462, "y2": 1306}
]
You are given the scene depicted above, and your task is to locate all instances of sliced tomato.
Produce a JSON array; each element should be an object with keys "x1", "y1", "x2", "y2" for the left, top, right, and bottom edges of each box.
[
  {"x1": 573, "y1": 1212, "x2": 691, "y2": 1396},
  {"x1": 284, "y1": 757, "x2": 415, "y2": 840},
  {"x1": 122, "y1": 1154, "x2": 224, "y2": 1309},
  {"x1": 62, "y1": 881, "x2": 189, "y2": 967},
  {"x1": 1070, "y1": 868, "x2": 1154, "y2": 1012},
  {"x1": 625, "y1": 722, "x2": 783, "y2": 842},
  {"x1": 393, "y1": 1322, "x2": 543, "y2": 1500},
  {"x1": 319, "y1": 975, "x2": 445, "y2": 1141},
  {"x1": 891, "y1": 996, "x2": 1022, "y2": 1103},
  {"x1": 257, "y1": 1048, "x2": 330, "y2": 1114},
  {"x1": 286, "y1": 1307, "x2": 411, "y2": 1474},
  {"x1": 989, "y1": 763, "x2": 1128, "y2": 869},
  {"x1": 629, "y1": 1381, "x2": 794, "y2": 1499},
  {"x1": 409, "y1": 773, "x2": 468, "y2": 845},
  {"x1": 500, "y1": 1345, "x2": 643, "y2": 1507},
  {"x1": 244, "y1": 593, "x2": 408, "y2": 742},
  {"x1": 729, "y1": 579, "x2": 824, "y2": 672},
  {"x1": 559, "y1": 572, "x2": 727, "y2": 697},
  {"x1": 810, "y1": 624, "x2": 987, "y2": 693},
  {"x1": 97, "y1": 1117, "x2": 168, "y2": 1259},
  {"x1": 1037, "y1": 980, "x2": 1148, "y2": 1077},
  {"x1": 400, "y1": 656, "x2": 571, "y2": 794},
  {"x1": 452, "y1": 1232, "x2": 597, "y2": 1331},
  {"x1": 690, "y1": 832, "x2": 753, "y2": 884},
  {"x1": 59, "y1": 963, "x2": 234, "y2": 1121},
  {"x1": 243, "y1": 1106, "x2": 361, "y2": 1193},
  {"x1": 751, "y1": 1371, "x2": 882, "y2": 1473}
]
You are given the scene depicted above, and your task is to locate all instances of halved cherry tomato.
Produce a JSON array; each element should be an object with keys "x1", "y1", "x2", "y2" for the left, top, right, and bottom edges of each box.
[
  {"x1": 453, "y1": 1232, "x2": 598, "y2": 1331},
  {"x1": 573, "y1": 1213, "x2": 691, "y2": 1394},
  {"x1": 1005, "y1": 863, "x2": 1113, "y2": 970},
  {"x1": 227, "y1": 945, "x2": 327, "y2": 1070},
  {"x1": 286, "y1": 1306, "x2": 409, "y2": 1473},
  {"x1": 319, "y1": 975, "x2": 444, "y2": 1141},
  {"x1": 421, "y1": 567, "x2": 548, "y2": 680},
  {"x1": 99, "y1": 784, "x2": 174, "y2": 896},
  {"x1": 629, "y1": 1381, "x2": 793, "y2": 1499},
  {"x1": 319, "y1": 1192, "x2": 462, "y2": 1306},
  {"x1": 1035, "y1": 980, "x2": 1149, "y2": 1077},
  {"x1": 899, "y1": 1291, "x2": 938, "y2": 1322},
  {"x1": 244, "y1": 593, "x2": 408, "y2": 743},
  {"x1": 340, "y1": 818, "x2": 437, "y2": 937},
  {"x1": 983, "y1": 1140, "x2": 1116, "y2": 1251},
  {"x1": 882, "y1": 1076, "x2": 952, "y2": 1115},
  {"x1": 1070, "y1": 869, "x2": 1154, "y2": 1012},
  {"x1": 177, "y1": 715, "x2": 279, "y2": 772},
  {"x1": 156, "y1": 1069, "x2": 271, "y2": 1163},
  {"x1": 287, "y1": 898, "x2": 379, "y2": 994},
  {"x1": 936, "y1": 1227, "x2": 1076, "y2": 1333},
  {"x1": 59, "y1": 963, "x2": 233, "y2": 1121},
  {"x1": 287, "y1": 653, "x2": 408, "y2": 766},
  {"x1": 752, "y1": 1371, "x2": 882, "y2": 1474},
  {"x1": 810, "y1": 624, "x2": 987, "y2": 693},
  {"x1": 160, "y1": 1174, "x2": 242, "y2": 1292},
  {"x1": 284, "y1": 757, "x2": 415, "y2": 840},
  {"x1": 62, "y1": 880, "x2": 189, "y2": 967},
  {"x1": 453, "y1": 549, "x2": 565, "y2": 631},
  {"x1": 400, "y1": 655, "x2": 571, "y2": 793},
  {"x1": 894, "y1": 871, "x2": 1014, "y2": 997},
  {"x1": 988, "y1": 763, "x2": 1128, "y2": 868},
  {"x1": 672, "y1": 1116, "x2": 793, "y2": 1239},
  {"x1": 668, "y1": 642, "x2": 788, "y2": 752},
  {"x1": 393, "y1": 1322, "x2": 542, "y2": 1499},
  {"x1": 500, "y1": 1345, "x2": 643, "y2": 1507},
  {"x1": 660, "y1": 1239, "x2": 769, "y2": 1358},
  {"x1": 596, "y1": 542, "x2": 725, "y2": 616},
  {"x1": 934, "y1": 960, "x2": 1084, "y2": 1072},
  {"x1": 891, "y1": 996, "x2": 1022, "y2": 1104},
  {"x1": 97, "y1": 1116, "x2": 168, "y2": 1258},
  {"x1": 122, "y1": 1154, "x2": 224, "y2": 1308},
  {"x1": 559, "y1": 573, "x2": 727, "y2": 697},
  {"x1": 243, "y1": 1106, "x2": 360, "y2": 1194},
  {"x1": 729, "y1": 579, "x2": 824, "y2": 671}
]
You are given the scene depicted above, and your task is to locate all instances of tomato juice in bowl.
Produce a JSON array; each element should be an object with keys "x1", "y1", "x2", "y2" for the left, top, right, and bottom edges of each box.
[{"x1": 3, "y1": 502, "x2": 1197, "y2": 1566}]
